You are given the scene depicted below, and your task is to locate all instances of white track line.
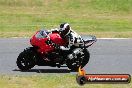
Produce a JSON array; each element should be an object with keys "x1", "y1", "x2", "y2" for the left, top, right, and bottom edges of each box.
[
  {"x1": 11, "y1": 37, "x2": 132, "y2": 40},
  {"x1": 97, "y1": 38, "x2": 132, "y2": 40}
]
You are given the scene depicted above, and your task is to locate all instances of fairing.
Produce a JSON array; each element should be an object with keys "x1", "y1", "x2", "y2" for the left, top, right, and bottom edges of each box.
[{"x1": 30, "y1": 30, "x2": 67, "y2": 54}]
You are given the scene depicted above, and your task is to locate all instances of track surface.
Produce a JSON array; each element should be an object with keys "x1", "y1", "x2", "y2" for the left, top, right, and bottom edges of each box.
[{"x1": 0, "y1": 38, "x2": 132, "y2": 75}]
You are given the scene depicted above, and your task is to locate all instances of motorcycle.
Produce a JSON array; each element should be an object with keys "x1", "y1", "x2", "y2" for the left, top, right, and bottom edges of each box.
[{"x1": 16, "y1": 30, "x2": 96, "y2": 71}]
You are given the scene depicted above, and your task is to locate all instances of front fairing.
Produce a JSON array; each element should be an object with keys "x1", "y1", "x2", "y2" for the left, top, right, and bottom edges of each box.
[
  {"x1": 30, "y1": 31, "x2": 67, "y2": 54},
  {"x1": 30, "y1": 30, "x2": 54, "y2": 53}
]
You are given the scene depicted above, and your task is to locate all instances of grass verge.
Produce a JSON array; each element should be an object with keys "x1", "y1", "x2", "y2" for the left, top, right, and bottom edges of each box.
[
  {"x1": 0, "y1": 74, "x2": 131, "y2": 88},
  {"x1": 0, "y1": 0, "x2": 132, "y2": 38}
]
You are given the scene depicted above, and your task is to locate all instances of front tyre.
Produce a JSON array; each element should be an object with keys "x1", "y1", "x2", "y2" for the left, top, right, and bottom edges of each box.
[{"x1": 16, "y1": 48, "x2": 36, "y2": 71}]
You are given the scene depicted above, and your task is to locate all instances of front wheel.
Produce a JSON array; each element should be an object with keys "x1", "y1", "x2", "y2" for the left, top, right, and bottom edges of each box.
[
  {"x1": 16, "y1": 47, "x2": 36, "y2": 71},
  {"x1": 66, "y1": 49, "x2": 90, "y2": 71}
]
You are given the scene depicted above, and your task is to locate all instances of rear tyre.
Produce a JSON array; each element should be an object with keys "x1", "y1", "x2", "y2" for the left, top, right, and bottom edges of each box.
[
  {"x1": 16, "y1": 48, "x2": 36, "y2": 71},
  {"x1": 81, "y1": 49, "x2": 90, "y2": 67},
  {"x1": 67, "y1": 49, "x2": 90, "y2": 71}
]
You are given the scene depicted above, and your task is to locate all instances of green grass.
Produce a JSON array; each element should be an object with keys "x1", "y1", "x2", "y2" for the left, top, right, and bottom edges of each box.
[
  {"x1": 0, "y1": 74, "x2": 132, "y2": 88},
  {"x1": 0, "y1": 0, "x2": 132, "y2": 37}
]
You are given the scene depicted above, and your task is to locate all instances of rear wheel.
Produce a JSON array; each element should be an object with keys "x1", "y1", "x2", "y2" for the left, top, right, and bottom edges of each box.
[
  {"x1": 81, "y1": 49, "x2": 90, "y2": 67},
  {"x1": 66, "y1": 49, "x2": 90, "y2": 71},
  {"x1": 16, "y1": 47, "x2": 36, "y2": 71}
]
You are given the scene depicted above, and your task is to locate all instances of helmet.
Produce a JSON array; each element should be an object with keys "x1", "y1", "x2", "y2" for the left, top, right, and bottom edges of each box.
[{"x1": 59, "y1": 23, "x2": 71, "y2": 37}]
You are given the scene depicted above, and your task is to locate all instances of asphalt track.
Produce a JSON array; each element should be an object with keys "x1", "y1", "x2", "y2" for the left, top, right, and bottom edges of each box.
[{"x1": 0, "y1": 38, "x2": 132, "y2": 75}]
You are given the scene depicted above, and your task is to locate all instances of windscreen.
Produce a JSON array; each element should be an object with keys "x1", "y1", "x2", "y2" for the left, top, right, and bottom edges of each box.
[{"x1": 35, "y1": 30, "x2": 48, "y2": 38}]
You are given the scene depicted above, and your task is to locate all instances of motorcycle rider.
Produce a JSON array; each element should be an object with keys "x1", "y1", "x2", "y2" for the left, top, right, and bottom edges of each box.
[{"x1": 48, "y1": 23, "x2": 84, "y2": 51}]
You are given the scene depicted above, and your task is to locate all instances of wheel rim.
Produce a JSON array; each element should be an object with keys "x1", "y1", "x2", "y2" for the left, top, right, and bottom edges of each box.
[
  {"x1": 20, "y1": 56, "x2": 30, "y2": 67},
  {"x1": 67, "y1": 53, "x2": 85, "y2": 70},
  {"x1": 18, "y1": 53, "x2": 35, "y2": 68}
]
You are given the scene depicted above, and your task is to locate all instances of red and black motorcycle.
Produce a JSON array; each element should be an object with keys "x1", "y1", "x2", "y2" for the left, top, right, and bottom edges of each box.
[{"x1": 16, "y1": 30, "x2": 96, "y2": 71}]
